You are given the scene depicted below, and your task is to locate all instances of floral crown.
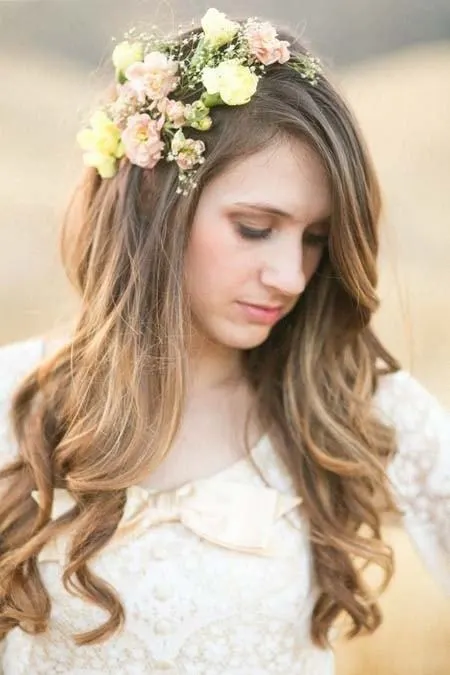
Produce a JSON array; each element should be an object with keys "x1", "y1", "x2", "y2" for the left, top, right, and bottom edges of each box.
[{"x1": 77, "y1": 8, "x2": 321, "y2": 195}]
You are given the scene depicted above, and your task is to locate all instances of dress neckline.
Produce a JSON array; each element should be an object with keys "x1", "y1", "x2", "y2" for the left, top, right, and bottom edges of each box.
[{"x1": 136, "y1": 432, "x2": 270, "y2": 496}]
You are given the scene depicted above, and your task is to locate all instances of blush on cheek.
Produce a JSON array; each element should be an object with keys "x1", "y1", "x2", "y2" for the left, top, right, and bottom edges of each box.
[
  {"x1": 189, "y1": 221, "x2": 243, "y2": 283},
  {"x1": 192, "y1": 221, "x2": 229, "y2": 261}
]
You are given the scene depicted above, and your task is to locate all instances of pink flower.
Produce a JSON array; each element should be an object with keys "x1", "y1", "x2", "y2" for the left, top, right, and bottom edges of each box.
[
  {"x1": 125, "y1": 51, "x2": 180, "y2": 102},
  {"x1": 245, "y1": 21, "x2": 290, "y2": 66},
  {"x1": 110, "y1": 82, "x2": 141, "y2": 130},
  {"x1": 175, "y1": 139, "x2": 206, "y2": 171},
  {"x1": 157, "y1": 98, "x2": 187, "y2": 127},
  {"x1": 121, "y1": 113, "x2": 165, "y2": 169},
  {"x1": 170, "y1": 130, "x2": 205, "y2": 171}
]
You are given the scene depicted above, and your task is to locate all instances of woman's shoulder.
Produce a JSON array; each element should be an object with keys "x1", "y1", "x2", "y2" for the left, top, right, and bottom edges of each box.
[
  {"x1": 373, "y1": 368, "x2": 449, "y2": 457},
  {"x1": 0, "y1": 334, "x2": 47, "y2": 404},
  {"x1": 0, "y1": 334, "x2": 48, "y2": 465},
  {"x1": 374, "y1": 368, "x2": 449, "y2": 503},
  {"x1": 0, "y1": 331, "x2": 70, "y2": 396},
  {"x1": 373, "y1": 367, "x2": 449, "y2": 432},
  {"x1": 0, "y1": 331, "x2": 69, "y2": 469}
]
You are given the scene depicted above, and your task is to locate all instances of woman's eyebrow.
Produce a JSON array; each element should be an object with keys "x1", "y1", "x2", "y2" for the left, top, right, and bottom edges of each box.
[
  {"x1": 232, "y1": 202, "x2": 331, "y2": 228},
  {"x1": 232, "y1": 201, "x2": 291, "y2": 218}
]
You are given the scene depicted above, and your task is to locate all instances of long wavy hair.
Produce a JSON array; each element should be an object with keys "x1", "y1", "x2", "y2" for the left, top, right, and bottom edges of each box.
[{"x1": 0, "y1": 22, "x2": 400, "y2": 648}]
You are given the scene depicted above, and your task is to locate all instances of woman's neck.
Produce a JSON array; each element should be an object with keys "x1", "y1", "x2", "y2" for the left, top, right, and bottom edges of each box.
[{"x1": 187, "y1": 337, "x2": 245, "y2": 395}]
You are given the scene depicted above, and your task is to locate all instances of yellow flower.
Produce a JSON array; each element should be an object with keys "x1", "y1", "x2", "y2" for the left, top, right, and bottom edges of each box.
[
  {"x1": 82, "y1": 152, "x2": 118, "y2": 178},
  {"x1": 77, "y1": 111, "x2": 124, "y2": 178},
  {"x1": 112, "y1": 40, "x2": 144, "y2": 73},
  {"x1": 200, "y1": 8, "x2": 239, "y2": 48},
  {"x1": 202, "y1": 60, "x2": 258, "y2": 105}
]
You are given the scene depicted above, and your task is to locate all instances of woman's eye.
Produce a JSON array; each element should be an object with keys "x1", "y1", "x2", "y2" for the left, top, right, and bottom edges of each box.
[
  {"x1": 303, "y1": 232, "x2": 329, "y2": 247},
  {"x1": 236, "y1": 223, "x2": 272, "y2": 240}
]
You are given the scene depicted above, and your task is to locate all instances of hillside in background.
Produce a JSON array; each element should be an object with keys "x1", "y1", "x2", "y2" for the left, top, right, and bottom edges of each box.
[{"x1": 1, "y1": 0, "x2": 450, "y2": 67}]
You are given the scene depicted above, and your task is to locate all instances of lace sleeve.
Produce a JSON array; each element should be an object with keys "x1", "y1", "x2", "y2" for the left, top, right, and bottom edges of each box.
[{"x1": 374, "y1": 370, "x2": 450, "y2": 593}]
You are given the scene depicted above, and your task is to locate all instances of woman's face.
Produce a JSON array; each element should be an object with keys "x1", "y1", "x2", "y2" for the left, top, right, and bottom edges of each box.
[{"x1": 184, "y1": 137, "x2": 331, "y2": 350}]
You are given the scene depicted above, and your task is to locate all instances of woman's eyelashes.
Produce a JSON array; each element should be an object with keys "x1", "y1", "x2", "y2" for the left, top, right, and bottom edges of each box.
[
  {"x1": 235, "y1": 222, "x2": 329, "y2": 247},
  {"x1": 236, "y1": 223, "x2": 271, "y2": 240}
]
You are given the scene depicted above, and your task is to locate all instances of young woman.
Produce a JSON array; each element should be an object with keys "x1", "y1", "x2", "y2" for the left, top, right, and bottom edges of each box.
[{"x1": 0, "y1": 9, "x2": 448, "y2": 674}]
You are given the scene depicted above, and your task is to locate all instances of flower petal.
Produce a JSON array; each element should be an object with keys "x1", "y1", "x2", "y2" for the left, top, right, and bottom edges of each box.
[
  {"x1": 76, "y1": 128, "x2": 96, "y2": 151},
  {"x1": 83, "y1": 151, "x2": 118, "y2": 178},
  {"x1": 201, "y1": 66, "x2": 221, "y2": 95}
]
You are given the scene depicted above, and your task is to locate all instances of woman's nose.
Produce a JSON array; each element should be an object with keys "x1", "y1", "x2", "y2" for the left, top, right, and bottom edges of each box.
[{"x1": 260, "y1": 240, "x2": 306, "y2": 297}]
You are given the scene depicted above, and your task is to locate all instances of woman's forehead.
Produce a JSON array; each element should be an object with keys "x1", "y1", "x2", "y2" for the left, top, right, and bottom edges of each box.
[{"x1": 199, "y1": 138, "x2": 332, "y2": 223}]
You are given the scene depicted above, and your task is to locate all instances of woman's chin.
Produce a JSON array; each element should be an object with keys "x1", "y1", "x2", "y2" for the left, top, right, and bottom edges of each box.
[{"x1": 211, "y1": 322, "x2": 273, "y2": 350}]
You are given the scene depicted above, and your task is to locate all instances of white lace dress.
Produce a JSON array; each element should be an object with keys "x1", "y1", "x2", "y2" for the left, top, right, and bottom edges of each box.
[{"x1": 0, "y1": 336, "x2": 449, "y2": 674}]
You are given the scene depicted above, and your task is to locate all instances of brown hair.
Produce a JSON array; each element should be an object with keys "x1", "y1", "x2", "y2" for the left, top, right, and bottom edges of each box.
[{"x1": 0, "y1": 23, "x2": 400, "y2": 648}]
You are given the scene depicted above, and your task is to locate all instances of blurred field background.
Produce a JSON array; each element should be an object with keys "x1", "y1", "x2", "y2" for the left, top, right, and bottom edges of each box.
[{"x1": 0, "y1": 1, "x2": 449, "y2": 672}]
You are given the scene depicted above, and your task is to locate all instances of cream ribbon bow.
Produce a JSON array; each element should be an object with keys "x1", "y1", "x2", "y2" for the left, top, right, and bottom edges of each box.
[{"x1": 31, "y1": 480, "x2": 302, "y2": 562}]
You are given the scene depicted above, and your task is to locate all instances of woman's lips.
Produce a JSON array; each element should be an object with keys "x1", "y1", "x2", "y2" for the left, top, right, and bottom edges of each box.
[{"x1": 237, "y1": 302, "x2": 284, "y2": 325}]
